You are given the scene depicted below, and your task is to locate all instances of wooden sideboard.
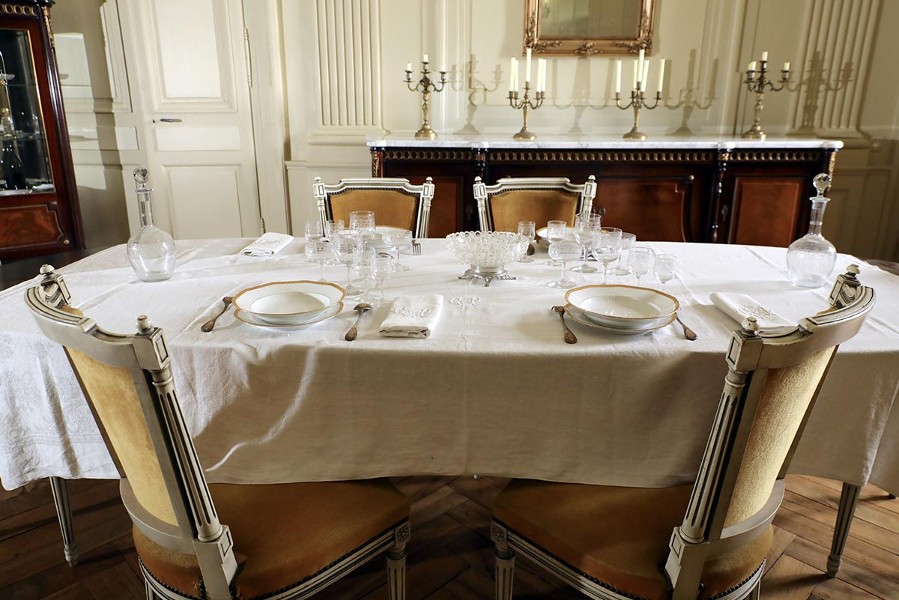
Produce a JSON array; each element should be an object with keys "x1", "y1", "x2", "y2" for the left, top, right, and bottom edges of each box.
[{"x1": 369, "y1": 138, "x2": 841, "y2": 246}]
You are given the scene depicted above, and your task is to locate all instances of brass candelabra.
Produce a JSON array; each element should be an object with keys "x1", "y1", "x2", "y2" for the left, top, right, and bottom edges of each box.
[
  {"x1": 508, "y1": 82, "x2": 545, "y2": 141},
  {"x1": 742, "y1": 54, "x2": 791, "y2": 140},
  {"x1": 404, "y1": 59, "x2": 447, "y2": 139},
  {"x1": 615, "y1": 86, "x2": 661, "y2": 140}
]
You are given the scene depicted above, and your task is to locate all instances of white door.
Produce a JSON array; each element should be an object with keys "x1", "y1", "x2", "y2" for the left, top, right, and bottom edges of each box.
[{"x1": 124, "y1": 0, "x2": 260, "y2": 239}]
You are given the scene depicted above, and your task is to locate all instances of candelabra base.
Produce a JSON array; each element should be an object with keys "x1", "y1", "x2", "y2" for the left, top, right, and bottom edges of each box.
[
  {"x1": 415, "y1": 124, "x2": 438, "y2": 139},
  {"x1": 623, "y1": 126, "x2": 647, "y2": 140},
  {"x1": 742, "y1": 125, "x2": 766, "y2": 140},
  {"x1": 513, "y1": 127, "x2": 537, "y2": 141}
]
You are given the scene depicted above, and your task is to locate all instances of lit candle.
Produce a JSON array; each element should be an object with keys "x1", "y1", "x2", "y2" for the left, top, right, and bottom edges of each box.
[
  {"x1": 510, "y1": 57, "x2": 518, "y2": 92},
  {"x1": 405, "y1": 62, "x2": 412, "y2": 72},
  {"x1": 537, "y1": 58, "x2": 546, "y2": 92},
  {"x1": 422, "y1": 53, "x2": 429, "y2": 63},
  {"x1": 783, "y1": 61, "x2": 791, "y2": 71},
  {"x1": 761, "y1": 50, "x2": 768, "y2": 62},
  {"x1": 643, "y1": 60, "x2": 650, "y2": 91},
  {"x1": 657, "y1": 58, "x2": 666, "y2": 91},
  {"x1": 748, "y1": 61, "x2": 757, "y2": 72},
  {"x1": 525, "y1": 47, "x2": 532, "y2": 83},
  {"x1": 615, "y1": 59, "x2": 622, "y2": 94}
]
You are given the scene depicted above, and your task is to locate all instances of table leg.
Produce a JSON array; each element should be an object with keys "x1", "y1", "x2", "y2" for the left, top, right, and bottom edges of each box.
[
  {"x1": 827, "y1": 482, "x2": 860, "y2": 578},
  {"x1": 49, "y1": 476, "x2": 79, "y2": 567}
]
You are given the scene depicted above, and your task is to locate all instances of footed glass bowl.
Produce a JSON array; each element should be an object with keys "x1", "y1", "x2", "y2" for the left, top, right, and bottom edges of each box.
[{"x1": 446, "y1": 231, "x2": 528, "y2": 286}]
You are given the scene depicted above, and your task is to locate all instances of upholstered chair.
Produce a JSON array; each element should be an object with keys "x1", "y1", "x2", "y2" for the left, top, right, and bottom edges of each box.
[
  {"x1": 313, "y1": 176, "x2": 435, "y2": 238},
  {"x1": 27, "y1": 266, "x2": 411, "y2": 600},
  {"x1": 491, "y1": 266, "x2": 875, "y2": 600},
  {"x1": 473, "y1": 175, "x2": 597, "y2": 232}
]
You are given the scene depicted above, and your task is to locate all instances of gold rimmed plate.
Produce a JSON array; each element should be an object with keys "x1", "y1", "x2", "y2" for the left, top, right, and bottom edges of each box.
[
  {"x1": 235, "y1": 301, "x2": 343, "y2": 328},
  {"x1": 565, "y1": 304, "x2": 673, "y2": 335},
  {"x1": 565, "y1": 284, "x2": 679, "y2": 330},
  {"x1": 232, "y1": 280, "x2": 345, "y2": 325}
]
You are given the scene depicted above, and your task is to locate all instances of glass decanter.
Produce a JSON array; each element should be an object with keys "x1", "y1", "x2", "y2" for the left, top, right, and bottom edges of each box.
[
  {"x1": 786, "y1": 173, "x2": 836, "y2": 288},
  {"x1": 127, "y1": 168, "x2": 175, "y2": 282}
]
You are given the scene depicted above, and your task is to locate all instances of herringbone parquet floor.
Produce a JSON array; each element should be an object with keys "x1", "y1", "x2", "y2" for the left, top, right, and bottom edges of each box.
[{"x1": 0, "y1": 475, "x2": 896, "y2": 599}]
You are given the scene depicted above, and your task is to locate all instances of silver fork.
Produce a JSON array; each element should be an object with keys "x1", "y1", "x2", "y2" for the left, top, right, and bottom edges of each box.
[{"x1": 411, "y1": 240, "x2": 422, "y2": 255}]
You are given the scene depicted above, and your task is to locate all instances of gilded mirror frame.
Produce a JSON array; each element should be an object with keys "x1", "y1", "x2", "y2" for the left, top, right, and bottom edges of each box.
[{"x1": 524, "y1": 0, "x2": 655, "y2": 56}]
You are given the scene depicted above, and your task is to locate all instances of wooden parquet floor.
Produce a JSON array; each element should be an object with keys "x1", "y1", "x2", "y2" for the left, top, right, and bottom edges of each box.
[{"x1": 0, "y1": 475, "x2": 896, "y2": 600}]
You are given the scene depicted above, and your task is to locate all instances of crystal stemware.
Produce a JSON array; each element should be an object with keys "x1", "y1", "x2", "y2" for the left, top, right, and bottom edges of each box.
[
  {"x1": 304, "y1": 239, "x2": 334, "y2": 281},
  {"x1": 349, "y1": 210, "x2": 376, "y2": 239},
  {"x1": 545, "y1": 220, "x2": 567, "y2": 265},
  {"x1": 654, "y1": 253, "x2": 677, "y2": 285},
  {"x1": 613, "y1": 232, "x2": 636, "y2": 276},
  {"x1": 332, "y1": 230, "x2": 364, "y2": 297},
  {"x1": 629, "y1": 247, "x2": 654, "y2": 287},
  {"x1": 304, "y1": 220, "x2": 324, "y2": 243},
  {"x1": 572, "y1": 214, "x2": 600, "y2": 273},
  {"x1": 382, "y1": 228, "x2": 413, "y2": 270},
  {"x1": 372, "y1": 255, "x2": 397, "y2": 304},
  {"x1": 517, "y1": 220, "x2": 536, "y2": 263},
  {"x1": 591, "y1": 227, "x2": 622, "y2": 284},
  {"x1": 324, "y1": 219, "x2": 345, "y2": 240},
  {"x1": 547, "y1": 240, "x2": 582, "y2": 289}
]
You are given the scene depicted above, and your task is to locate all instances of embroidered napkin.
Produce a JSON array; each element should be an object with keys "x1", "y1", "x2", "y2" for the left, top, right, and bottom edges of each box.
[
  {"x1": 240, "y1": 232, "x2": 293, "y2": 257},
  {"x1": 379, "y1": 294, "x2": 444, "y2": 338},
  {"x1": 710, "y1": 292, "x2": 792, "y2": 328}
]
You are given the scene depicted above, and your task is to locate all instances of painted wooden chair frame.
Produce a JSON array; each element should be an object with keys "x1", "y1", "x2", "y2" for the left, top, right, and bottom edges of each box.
[
  {"x1": 312, "y1": 176, "x2": 435, "y2": 239},
  {"x1": 473, "y1": 175, "x2": 597, "y2": 232},
  {"x1": 491, "y1": 265, "x2": 875, "y2": 600}
]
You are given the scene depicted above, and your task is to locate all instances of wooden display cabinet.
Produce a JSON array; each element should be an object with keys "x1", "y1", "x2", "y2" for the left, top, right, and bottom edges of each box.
[{"x1": 0, "y1": 0, "x2": 82, "y2": 262}]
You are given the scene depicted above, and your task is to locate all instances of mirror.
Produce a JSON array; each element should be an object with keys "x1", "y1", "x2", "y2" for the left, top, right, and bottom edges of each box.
[{"x1": 525, "y1": 0, "x2": 655, "y2": 56}]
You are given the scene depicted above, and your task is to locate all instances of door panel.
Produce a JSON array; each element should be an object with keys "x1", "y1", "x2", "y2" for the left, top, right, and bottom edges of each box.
[
  {"x1": 729, "y1": 177, "x2": 804, "y2": 247},
  {"x1": 168, "y1": 167, "x2": 243, "y2": 238}
]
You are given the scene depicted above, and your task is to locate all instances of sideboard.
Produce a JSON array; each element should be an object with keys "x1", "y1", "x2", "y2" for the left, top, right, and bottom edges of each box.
[{"x1": 369, "y1": 137, "x2": 842, "y2": 246}]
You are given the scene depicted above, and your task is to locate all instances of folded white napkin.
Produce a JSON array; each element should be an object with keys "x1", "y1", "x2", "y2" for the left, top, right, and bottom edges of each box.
[
  {"x1": 240, "y1": 232, "x2": 293, "y2": 257},
  {"x1": 710, "y1": 292, "x2": 792, "y2": 328},
  {"x1": 379, "y1": 294, "x2": 444, "y2": 338}
]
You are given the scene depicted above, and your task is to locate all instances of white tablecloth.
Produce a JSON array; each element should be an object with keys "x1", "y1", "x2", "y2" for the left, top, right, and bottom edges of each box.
[{"x1": 1, "y1": 239, "x2": 897, "y2": 494}]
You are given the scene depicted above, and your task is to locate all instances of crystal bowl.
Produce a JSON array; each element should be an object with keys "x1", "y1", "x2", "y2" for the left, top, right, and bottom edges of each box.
[{"x1": 446, "y1": 231, "x2": 528, "y2": 272}]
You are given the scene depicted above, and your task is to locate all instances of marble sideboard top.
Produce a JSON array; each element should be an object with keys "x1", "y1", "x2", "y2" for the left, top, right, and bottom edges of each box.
[{"x1": 367, "y1": 135, "x2": 844, "y2": 151}]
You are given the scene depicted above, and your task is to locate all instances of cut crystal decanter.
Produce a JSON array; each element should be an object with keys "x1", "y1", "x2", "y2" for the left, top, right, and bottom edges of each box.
[
  {"x1": 127, "y1": 167, "x2": 175, "y2": 282},
  {"x1": 786, "y1": 173, "x2": 836, "y2": 288}
]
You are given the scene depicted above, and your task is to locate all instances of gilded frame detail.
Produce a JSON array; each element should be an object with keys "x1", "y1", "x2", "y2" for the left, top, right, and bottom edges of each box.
[{"x1": 524, "y1": 0, "x2": 655, "y2": 56}]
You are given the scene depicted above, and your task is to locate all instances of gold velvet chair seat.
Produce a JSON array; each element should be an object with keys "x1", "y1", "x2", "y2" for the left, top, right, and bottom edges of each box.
[
  {"x1": 313, "y1": 177, "x2": 435, "y2": 238},
  {"x1": 491, "y1": 266, "x2": 875, "y2": 600},
  {"x1": 473, "y1": 176, "x2": 597, "y2": 232}
]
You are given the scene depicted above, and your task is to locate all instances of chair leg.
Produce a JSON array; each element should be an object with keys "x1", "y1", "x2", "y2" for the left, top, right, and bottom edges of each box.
[
  {"x1": 491, "y1": 522, "x2": 514, "y2": 600},
  {"x1": 49, "y1": 476, "x2": 79, "y2": 567},
  {"x1": 827, "y1": 482, "x2": 861, "y2": 577},
  {"x1": 386, "y1": 523, "x2": 409, "y2": 600}
]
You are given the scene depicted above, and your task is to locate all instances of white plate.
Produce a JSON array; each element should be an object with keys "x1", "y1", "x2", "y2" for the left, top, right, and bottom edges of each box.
[
  {"x1": 565, "y1": 284, "x2": 679, "y2": 329},
  {"x1": 233, "y1": 280, "x2": 345, "y2": 325},
  {"x1": 235, "y1": 302, "x2": 343, "y2": 328},
  {"x1": 565, "y1": 304, "x2": 671, "y2": 335}
]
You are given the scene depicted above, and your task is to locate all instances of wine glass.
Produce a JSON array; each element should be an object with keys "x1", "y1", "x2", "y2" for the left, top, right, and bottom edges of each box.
[
  {"x1": 382, "y1": 228, "x2": 413, "y2": 270},
  {"x1": 572, "y1": 215, "x2": 599, "y2": 273},
  {"x1": 331, "y1": 230, "x2": 364, "y2": 297},
  {"x1": 545, "y1": 220, "x2": 567, "y2": 265},
  {"x1": 372, "y1": 255, "x2": 397, "y2": 304},
  {"x1": 654, "y1": 253, "x2": 677, "y2": 285},
  {"x1": 304, "y1": 220, "x2": 324, "y2": 243},
  {"x1": 304, "y1": 239, "x2": 333, "y2": 281},
  {"x1": 547, "y1": 240, "x2": 582, "y2": 289},
  {"x1": 629, "y1": 247, "x2": 654, "y2": 287},
  {"x1": 591, "y1": 227, "x2": 622, "y2": 284},
  {"x1": 517, "y1": 220, "x2": 536, "y2": 263},
  {"x1": 349, "y1": 210, "x2": 376, "y2": 239},
  {"x1": 613, "y1": 232, "x2": 636, "y2": 276}
]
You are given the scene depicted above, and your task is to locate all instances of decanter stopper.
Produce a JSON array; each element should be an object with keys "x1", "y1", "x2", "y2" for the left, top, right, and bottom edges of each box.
[
  {"x1": 786, "y1": 172, "x2": 837, "y2": 288},
  {"x1": 126, "y1": 167, "x2": 176, "y2": 282}
]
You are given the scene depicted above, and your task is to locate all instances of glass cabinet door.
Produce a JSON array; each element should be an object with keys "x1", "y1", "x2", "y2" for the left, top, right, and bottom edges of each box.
[{"x1": 0, "y1": 27, "x2": 52, "y2": 193}]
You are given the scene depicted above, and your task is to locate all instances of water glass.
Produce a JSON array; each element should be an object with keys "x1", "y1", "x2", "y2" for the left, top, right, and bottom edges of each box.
[
  {"x1": 382, "y1": 228, "x2": 413, "y2": 270},
  {"x1": 331, "y1": 230, "x2": 364, "y2": 297},
  {"x1": 324, "y1": 219, "x2": 345, "y2": 240},
  {"x1": 629, "y1": 247, "x2": 654, "y2": 286},
  {"x1": 349, "y1": 210, "x2": 376, "y2": 238},
  {"x1": 547, "y1": 240, "x2": 582, "y2": 289},
  {"x1": 372, "y1": 255, "x2": 397, "y2": 304},
  {"x1": 591, "y1": 227, "x2": 622, "y2": 284},
  {"x1": 304, "y1": 220, "x2": 324, "y2": 243},
  {"x1": 304, "y1": 239, "x2": 333, "y2": 281},
  {"x1": 654, "y1": 253, "x2": 677, "y2": 285},
  {"x1": 517, "y1": 220, "x2": 536, "y2": 263},
  {"x1": 572, "y1": 214, "x2": 599, "y2": 273},
  {"x1": 545, "y1": 220, "x2": 567, "y2": 265},
  {"x1": 613, "y1": 232, "x2": 637, "y2": 276}
]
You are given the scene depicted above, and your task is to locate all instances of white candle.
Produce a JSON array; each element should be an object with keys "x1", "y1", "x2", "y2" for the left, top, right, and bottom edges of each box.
[
  {"x1": 422, "y1": 53, "x2": 429, "y2": 63},
  {"x1": 638, "y1": 47, "x2": 645, "y2": 76},
  {"x1": 440, "y1": 64, "x2": 446, "y2": 73},
  {"x1": 405, "y1": 62, "x2": 412, "y2": 72},
  {"x1": 525, "y1": 47, "x2": 532, "y2": 83},
  {"x1": 633, "y1": 58, "x2": 639, "y2": 89},
  {"x1": 537, "y1": 58, "x2": 546, "y2": 92},
  {"x1": 510, "y1": 57, "x2": 518, "y2": 92},
  {"x1": 643, "y1": 60, "x2": 650, "y2": 91},
  {"x1": 615, "y1": 60, "x2": 622, "y2": 93},
  {"x1": 761, "y1": 51, "x2": 768, "y2": 61},
  {"x1": 783, "y1": 61, "x2": 791, "y2": 71},
  {"x1": 657, "y1": 58, "x2": 665, "y2": 91},
  {"x1": 748, "y1": 61, "x2": 757, "y2": 72}
]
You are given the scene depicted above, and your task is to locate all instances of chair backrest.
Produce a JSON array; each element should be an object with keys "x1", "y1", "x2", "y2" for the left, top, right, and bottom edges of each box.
[
  {"x1": 26, "y1": 266, "x2": 238, "y2": 599},
  {"x1": 472, "y1": 175, "x2": 597, "y2": 232},
  {"x1": 312, "y1": 176, "x2": 435, "y2": 238},
  {"x1": 665, "y1": 265, "x2": 875, "y2": 597}
]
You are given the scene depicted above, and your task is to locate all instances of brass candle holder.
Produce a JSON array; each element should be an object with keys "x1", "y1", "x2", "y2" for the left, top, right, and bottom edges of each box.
[
  {"x1": 404, "y1": 59, "x2": 447, "y2": 139},
  {"x1": 508, "y1": 82, "x2": 545, "y2": 141},
  {"x1": 615, "y1": 85, "x2": 661, "y2": 140},
  {"x1": 742, "y1": 56, "x2": 790, "y2": 140}
]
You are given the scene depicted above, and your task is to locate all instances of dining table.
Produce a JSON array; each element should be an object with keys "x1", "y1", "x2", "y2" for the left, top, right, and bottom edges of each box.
[{"x1": 1, "y1": 237, "x2": 897, "y2": 576}]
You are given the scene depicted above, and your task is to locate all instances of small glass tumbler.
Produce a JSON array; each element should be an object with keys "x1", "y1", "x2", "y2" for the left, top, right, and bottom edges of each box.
[
  {"x1": 654, "y1": 253, "x2": 677, "y2": 285},
  {"x1": 349, "y1": 210, "x2": 376, "y2": 239},
  {"x1": 613, "y1": 232, "x2": 637, "y2": 276},
  {"x1": 517, "y1": 220, "x2": 536, "y2": 263}
]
